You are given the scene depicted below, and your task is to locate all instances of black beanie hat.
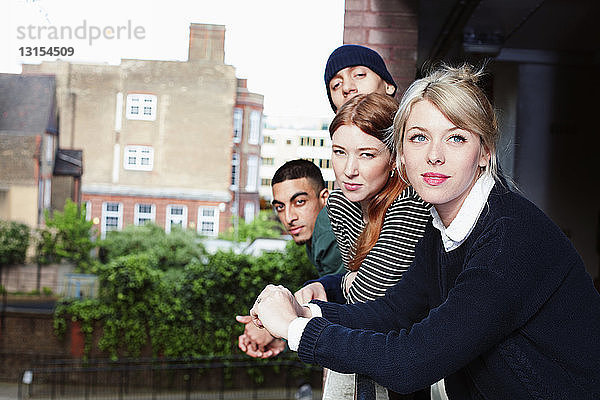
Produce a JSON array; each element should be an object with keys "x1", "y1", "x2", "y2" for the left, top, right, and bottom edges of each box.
[{"x1": 324, "y1": 44, "x2": 397, "y2": 112}]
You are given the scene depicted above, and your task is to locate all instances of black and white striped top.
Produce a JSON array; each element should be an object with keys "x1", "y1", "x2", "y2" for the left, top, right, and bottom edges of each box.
[{"x1": 327, "y1": 187, "x2": 431, "y2": 304}]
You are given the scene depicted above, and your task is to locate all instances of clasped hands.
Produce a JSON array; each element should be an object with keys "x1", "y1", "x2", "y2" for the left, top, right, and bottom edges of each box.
[{"x1": 236, "y1": 282, "x2": 326, "y2": 358}]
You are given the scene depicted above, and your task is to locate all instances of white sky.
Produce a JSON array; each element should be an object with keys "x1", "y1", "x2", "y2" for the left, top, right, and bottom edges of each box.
[{"x1": 1, "y1": 0, "x2": 345, "y2": 119}]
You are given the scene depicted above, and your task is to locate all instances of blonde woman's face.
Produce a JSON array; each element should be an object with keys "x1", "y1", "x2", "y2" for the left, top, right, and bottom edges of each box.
[{"x1": 400, "y1": 100, "x2": 489, "y2": 226}]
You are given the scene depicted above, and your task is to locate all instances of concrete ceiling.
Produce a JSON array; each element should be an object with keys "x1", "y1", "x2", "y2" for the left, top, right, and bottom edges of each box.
[{"x1": 418, "y1": 0, "x2": 600, "y2": 66}]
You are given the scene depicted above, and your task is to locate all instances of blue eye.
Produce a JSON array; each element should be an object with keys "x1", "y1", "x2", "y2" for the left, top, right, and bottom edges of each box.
[
  {"x1": 409, "y1": 134, "x2": 427, "y2": 143},
  {"x1": 449, "y1": 134, "x2": 467, "y2": 143}
]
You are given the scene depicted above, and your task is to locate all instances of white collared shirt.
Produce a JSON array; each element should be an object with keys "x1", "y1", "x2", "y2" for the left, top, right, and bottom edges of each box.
[
  {"x1": 287, "y1": 174, "x2": 496, "y2": 349},
  {"x1": 431, "y1": 173, "x2": 495, "y2": 252}
]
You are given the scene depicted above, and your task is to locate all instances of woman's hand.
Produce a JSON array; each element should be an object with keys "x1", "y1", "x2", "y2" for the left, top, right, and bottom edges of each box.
[
  {"x1": 250, "y1": 284, "x2": 312, "y2": 339},
  {"x1": 294, "y1": 282, "x2": 328, "y2": 304}
]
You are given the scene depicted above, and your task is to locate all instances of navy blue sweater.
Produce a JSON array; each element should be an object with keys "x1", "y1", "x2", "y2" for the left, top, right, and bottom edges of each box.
[{"x1": 298, "y1": 183, "x2": 600, "y2": 399}]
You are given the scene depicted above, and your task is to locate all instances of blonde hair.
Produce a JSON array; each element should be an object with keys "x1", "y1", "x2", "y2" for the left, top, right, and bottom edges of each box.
[{"x1": 393, "y1": 64, "x2": 500, "y2": 180}]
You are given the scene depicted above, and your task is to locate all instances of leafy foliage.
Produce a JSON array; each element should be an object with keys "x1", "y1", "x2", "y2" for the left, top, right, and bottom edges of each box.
[
  {"x1": 0, "y1": 220, "x2": 30, "y2": 266},
  {"x1": 55, "y1": 234, "x2": 317, "y2": 359},
  {"x1": 36, "y1": 199, "x2": 95, "y2": 271},
  {"x1": 219, "y1": 210, "x2": 283, "y2": 242},
  {"x1": 98, "y1": 223, "x2": 206, "y2": 270}
]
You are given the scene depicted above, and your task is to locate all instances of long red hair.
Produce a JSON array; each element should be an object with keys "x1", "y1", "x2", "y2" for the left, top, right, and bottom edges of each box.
[{"x1": 329, "y1": 93, "x2": 407, "y2": 271}]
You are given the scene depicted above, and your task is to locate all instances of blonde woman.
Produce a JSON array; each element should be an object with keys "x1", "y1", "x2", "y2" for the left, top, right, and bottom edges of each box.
[{"x1": 249, "y1": 65, "x2": 600, "y2": 399}]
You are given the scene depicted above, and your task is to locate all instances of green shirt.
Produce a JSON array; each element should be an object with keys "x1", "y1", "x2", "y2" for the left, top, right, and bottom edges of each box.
[{"x1": 305, "y1": 207, "x2": 345, "y2": 277}]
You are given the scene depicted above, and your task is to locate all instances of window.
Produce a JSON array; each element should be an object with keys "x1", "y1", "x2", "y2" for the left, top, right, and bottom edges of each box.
[
  {"x1": 244, "y1": 202, "x2": 256, "y2": 223},
  {"x1": 319, "y1": 138, "x2": 325, "y2": 147},
  {"x1": 166, "y1": 204, "x2": 187, "y2": 233},
  {"x1": 261, "y1": 178, "x2": 272, "y2": 187},
  {"x1": 261, "y1": 157, "x2": 274, "y2": 166},
  {"x1": 231, "y1": 152, "x2": 240, "y2": 188},
  {"x1": 126, "y1": 94, "x2": 157, "y2": 121},
  {"x1": 318, "y1": 159, "x2": 331, "y2": 168},
  {"x1": 85, "y1": 201, "x2": 92, "y2": 221},
  {"x1": 101, "y1": 202, "x2": 123, "y2": 238},
  {"x1": 45, "y1": 134, "x2": 54, "y2": 163},
  {"x1": 248, "y1": 111, "x2": 261, "y2": 145},
  {"x1": 43, "y1": 178, "x2": 51, "y2": 209},
  {"x1": 197, "y1": 206, "x2": 219, "y2": 236},
  {"x1": 124, "y1": 145, "x2": 154, "y2": 171},
  {"x1": 134, "y1": 203, "x2": 155, "y2": 226},
  {"x1": 233, "y1": 108, "x2": 243, "y2": 143},
  {"x1": 263, "y1": 135, "x2": 275, "y2": 144},
  {"x1": 286, "y1": 139, "x2": 292, "y2": 145},
  {"x1": 246, "y1": 155, "x2": 258, "y2": 191}
]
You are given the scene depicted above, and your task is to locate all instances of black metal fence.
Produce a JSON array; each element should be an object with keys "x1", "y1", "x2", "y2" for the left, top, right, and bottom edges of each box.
[{"x1": 17, "y1": 355, "x2": 323, "y2": 400}]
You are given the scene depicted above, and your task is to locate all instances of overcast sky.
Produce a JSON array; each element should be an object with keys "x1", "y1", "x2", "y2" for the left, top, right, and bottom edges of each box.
[{"x1": 1, "y1": 0, "x2": 345, "y2": 119}]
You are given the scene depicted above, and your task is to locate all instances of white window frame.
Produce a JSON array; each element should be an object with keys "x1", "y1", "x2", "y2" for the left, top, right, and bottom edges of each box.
[
  {"x1": 245, "y1": 155, "x2": 258, "y2": 192},
  {"x1": 197, "y1": 206, "x2": 219, "y2": 236},
  {"x1": 233, "y1": 107, "x2": 243, "y2": 143},
  {"x1": 85, "y1": 201, "x2": 92, "y2": 221},
  {"x1": 134, "y1": 203, "x2": 156, "y2": 226},
  {"x1": 244, "y1": 202, "x2": 256, "y2": 224},
  {"x1": 43, "y1": 178, "x2": 51, "y2": 209},
  {"x1": 101, "y1": 202, "x2": 123, "y2": 239},
  {"x1": 248, "y1": 110, "x2": 261, "y2": 145},
  {"x1": 45, "y1": 134, "x2": 54, "y2": 163},
  {"x1": 165, "y1": 204, "x2": 187, "y2": 233},
  {"x1": 124, "y1": 145, "x2": 154, "y2": 171},
  {"x1": 126, "y1": 94, "x2": 157, "y2": 121}
]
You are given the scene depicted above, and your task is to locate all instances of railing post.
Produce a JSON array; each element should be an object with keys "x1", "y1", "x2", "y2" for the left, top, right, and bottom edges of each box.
[{"x1": 185, "y1": 369, "x2": 191, "y2": 400}]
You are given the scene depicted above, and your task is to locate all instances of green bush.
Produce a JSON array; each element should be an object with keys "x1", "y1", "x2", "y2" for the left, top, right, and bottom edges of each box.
[
  {"x1": 219, "y1": 210, "x2": 283, "y2": 242},
  {"x1": 0, "y1": 220, "x2": 30, "y2": 266},
  {"x1": 55, "y1": 239, "x2": 317, "y2": 360},
  {"x1": 37, "y1": 199, "x2": 95, "y2": 271},
  {"x1": 98, "y1": 223, "x2": 205, "y2": 270}
]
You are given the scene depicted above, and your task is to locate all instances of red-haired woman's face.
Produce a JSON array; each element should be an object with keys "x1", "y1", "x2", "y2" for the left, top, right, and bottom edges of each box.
[{"x1": 331, "y1": 124, "x2": 393, "y2": 210}]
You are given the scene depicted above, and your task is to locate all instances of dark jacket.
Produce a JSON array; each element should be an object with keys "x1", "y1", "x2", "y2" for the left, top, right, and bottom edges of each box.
[{"x1": 298, "y1": 183, "x2": 600, "y2": 399}]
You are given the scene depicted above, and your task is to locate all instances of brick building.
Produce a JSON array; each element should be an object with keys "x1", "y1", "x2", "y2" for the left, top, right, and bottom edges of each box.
[
  {"x1": 22, "y1": 23, "x2": 263, "y2": 238},
  {"x1": 0, "y1": 74, "x2": 81, "y2": 228}
]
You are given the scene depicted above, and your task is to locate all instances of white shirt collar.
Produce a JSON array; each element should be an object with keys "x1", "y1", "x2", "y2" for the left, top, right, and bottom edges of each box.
[{"x1": 431, "y1": 173, "x2": 495, "y2": 252}]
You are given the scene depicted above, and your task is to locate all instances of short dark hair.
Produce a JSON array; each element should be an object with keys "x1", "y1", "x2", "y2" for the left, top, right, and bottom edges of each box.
[{"x1": 272, "y1": 159, "x2": 326, "y2": 194}]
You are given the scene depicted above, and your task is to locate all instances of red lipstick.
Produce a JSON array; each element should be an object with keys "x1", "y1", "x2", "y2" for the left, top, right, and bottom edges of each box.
[{"x1": 422, "y1": 172, "x2": 449, "y2": 186}]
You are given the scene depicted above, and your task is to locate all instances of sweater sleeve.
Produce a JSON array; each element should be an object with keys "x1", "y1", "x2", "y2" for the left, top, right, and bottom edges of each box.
[{"x1": 297, "y1": 217, "x2": 575, "y2": 394}]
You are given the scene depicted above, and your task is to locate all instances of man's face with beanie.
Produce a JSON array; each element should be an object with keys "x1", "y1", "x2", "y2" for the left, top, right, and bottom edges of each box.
[{"x1": 328, "y1": 65, "x2": 395, "y2": 111}]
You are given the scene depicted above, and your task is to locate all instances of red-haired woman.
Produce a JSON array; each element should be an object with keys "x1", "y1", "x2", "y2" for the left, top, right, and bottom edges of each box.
[{"x1": 305, "y1": 93, "x2": 431, "y2": 400}]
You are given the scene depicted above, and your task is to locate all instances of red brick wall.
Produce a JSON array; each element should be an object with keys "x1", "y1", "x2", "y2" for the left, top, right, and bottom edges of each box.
[
  {"x1": 344, "y1": 0, "x2": 419, "y2": 96},
  {"x1": 0, "y1": 312, "x2": 72, "y2": 379},
  {"x1": 83, "y1": 193, "x2": 232, "y2": 236}
]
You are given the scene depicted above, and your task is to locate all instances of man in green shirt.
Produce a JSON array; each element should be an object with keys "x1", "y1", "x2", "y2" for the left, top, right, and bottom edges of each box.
[
  {"x1": 236, "y1": 159, "x2": 344, "y2": 358},
  {"x1": 270, "y1": 159, "x2": 344, "y2": 277}
]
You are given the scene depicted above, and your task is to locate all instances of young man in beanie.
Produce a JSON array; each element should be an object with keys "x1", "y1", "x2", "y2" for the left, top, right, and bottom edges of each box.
[{"x1": 324, "y1": 44, "x2": 397, "y2": 112}]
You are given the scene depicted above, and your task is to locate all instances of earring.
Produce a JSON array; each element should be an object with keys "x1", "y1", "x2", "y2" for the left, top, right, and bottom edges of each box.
[{"x1": 390, "y1": 168, "x2": 395, "y2": 177}]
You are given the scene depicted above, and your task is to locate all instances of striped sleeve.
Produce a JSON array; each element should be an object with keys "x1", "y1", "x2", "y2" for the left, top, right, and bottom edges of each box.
[{"x1": 346, "y1": 187, "x2": 431, "y2": 303}]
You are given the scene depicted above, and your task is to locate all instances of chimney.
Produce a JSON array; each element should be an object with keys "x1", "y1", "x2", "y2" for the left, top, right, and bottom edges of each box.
[{"x1": 188, "y1": 23, "x2": 226, "y2": 63}]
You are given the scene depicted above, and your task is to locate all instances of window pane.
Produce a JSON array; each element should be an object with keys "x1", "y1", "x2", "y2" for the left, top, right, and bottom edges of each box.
[
  {"x1": 106, "y1": 203, "x2": 120, "y2": 212},
  {"x1": 170, "y1": 207, "x2": 183, "y2": 215}
]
